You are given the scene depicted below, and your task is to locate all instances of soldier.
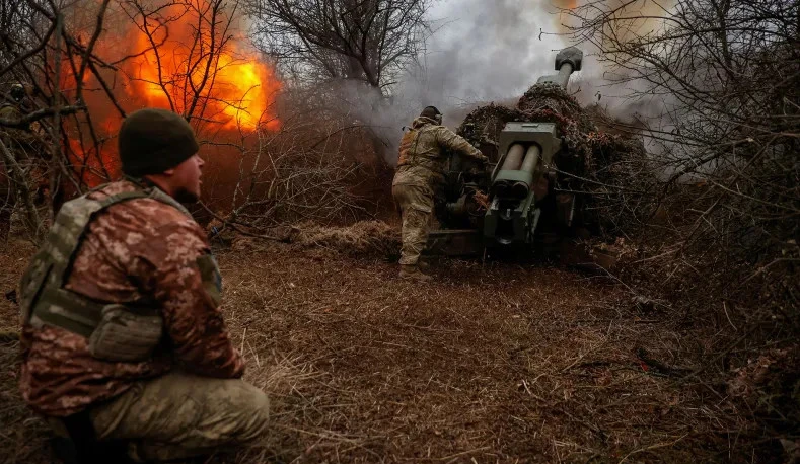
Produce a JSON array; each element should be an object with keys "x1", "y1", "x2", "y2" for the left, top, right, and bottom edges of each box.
[
  {"x1": 1, "y1": 82, "x2": 44, "y2": 240},
  {"x1": 0, "y1": 83, "x2": 26, "y2": 122},
  {"x1": 18, "y1": 108, "x2": 270, "y2": 463},
  {"x1": 0, "y1": 83, "x2": 27, "y2": 241},
  {"x1": 392, "y1": 106, "x2": 489, "y2": 281}
]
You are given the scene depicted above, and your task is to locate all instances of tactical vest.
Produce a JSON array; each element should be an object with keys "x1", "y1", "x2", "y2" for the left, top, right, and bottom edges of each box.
[
  {"x1": 396, "y1": 124, "x2": 447, "y2": 176},
  {"x1": 19, "y1": 184, "x2": 194, "y2": 362}
]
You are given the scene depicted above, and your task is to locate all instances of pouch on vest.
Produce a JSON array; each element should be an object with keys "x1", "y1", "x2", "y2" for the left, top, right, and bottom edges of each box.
[{"x1": 88, "y1": 304, "x2": 163, "y2": 363}]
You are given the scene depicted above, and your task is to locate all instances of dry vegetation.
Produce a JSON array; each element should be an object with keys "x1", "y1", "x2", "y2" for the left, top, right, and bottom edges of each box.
[
  {"x1": 563, "y1": 2, "x2": 800, "y2": 459},
  {"x1": 1, "y1": 237, "x2": 766, "y2": 463}
]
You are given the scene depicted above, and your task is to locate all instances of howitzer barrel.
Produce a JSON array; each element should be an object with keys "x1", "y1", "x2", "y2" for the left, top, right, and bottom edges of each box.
[
  {"x1": 501, "y1": 144, "x2": 525, "y2": 170},
  {"x1": 495, "y1": 144, "x2": 525, "y2": 197},
  {"x1": 554, "y1": 63, "x2": 573, "y2": 88},
  {"x1": 536, "y1": 47, "x2": 583, "y2": 89},
  {"x1": 496, "y1": 143, "x2": 542, "y2": 199},
  {"x1": 512, "y1": 145, "x2": 541, "y2": 198},
  {"x1": 520, "y1": 145, "x2": 540, "y2": 173}
]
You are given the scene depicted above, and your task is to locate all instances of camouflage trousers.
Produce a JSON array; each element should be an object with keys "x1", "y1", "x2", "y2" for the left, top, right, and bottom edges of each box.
[
  {"x1": 392, "y1": 182, "x2": 434, "y2": 265},
  {"x1": 80, "y1": 371, "x2": 269, "y2": 462}
]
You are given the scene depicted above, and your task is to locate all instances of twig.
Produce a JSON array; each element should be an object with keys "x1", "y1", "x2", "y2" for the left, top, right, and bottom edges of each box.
[{"x1": 619, "y1": 434, "x2": 688, "y2": 463}]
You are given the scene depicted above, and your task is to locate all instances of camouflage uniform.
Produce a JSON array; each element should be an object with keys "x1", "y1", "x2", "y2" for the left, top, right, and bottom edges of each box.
[
  {"x1": 0, "y1": 90, "x2": 31, "y2": 132},
  {"x1": 0, "y1": 103, "x2": 19, "y2": 119},
  {"x1": 0, "y1": 102, "x2": 22, "y2": 241},
  {"x1": 19, "y1": 179, "x2": 269, "y2": 462},
  {"x1": 392, "y1": 117, "x2": 487, "y2": 265},
  {"x1": 1, "y1": 97, "x2": 48, "y2": 240}
]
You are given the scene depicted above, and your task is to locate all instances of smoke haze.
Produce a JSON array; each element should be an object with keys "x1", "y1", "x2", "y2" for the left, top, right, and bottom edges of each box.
[
  {"x1": 330, "y1": 0, "x2": 676, "y2": 162},
  {"x1": 345, "y1": 0, "x2": 572, "y2": 161},
  {"x1": 399, "y1": 0, "x2": 570, "y2": 126}
]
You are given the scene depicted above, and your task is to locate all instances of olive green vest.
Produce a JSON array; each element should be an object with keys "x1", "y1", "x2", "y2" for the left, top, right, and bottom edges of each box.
[{"x1": 19, "y1": 184, "x2": 192, "y2": 338}]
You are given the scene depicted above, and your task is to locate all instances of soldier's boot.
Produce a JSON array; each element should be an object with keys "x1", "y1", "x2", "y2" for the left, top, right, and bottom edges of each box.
[{"x1": 398, "y1": 264, "x2": 432, "y2": 282}]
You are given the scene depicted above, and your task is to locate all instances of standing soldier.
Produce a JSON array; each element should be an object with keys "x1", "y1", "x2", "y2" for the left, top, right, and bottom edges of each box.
[
  {"x1": 1, "y1": 82, "x2": 49, "y2": 240},
  {"x1": 0, "y1": 83, "x2": 28, "y2": 241},
  {"x1": 392, "y1": 106, "x2": 489, "y2": 281},
  {"x1": 18, "y1": 108, "x2": 270, "y2": 463}
]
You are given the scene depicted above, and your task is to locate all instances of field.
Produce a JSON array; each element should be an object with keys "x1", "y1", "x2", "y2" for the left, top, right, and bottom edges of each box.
[{"x1": 0, "y1": 236, "x2": 750, "y2": 463}]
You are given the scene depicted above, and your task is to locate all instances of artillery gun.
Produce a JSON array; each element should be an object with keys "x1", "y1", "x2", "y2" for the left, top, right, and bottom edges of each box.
[{"x1": 428, "y1": 47, "x2": 586, "y2": 257}]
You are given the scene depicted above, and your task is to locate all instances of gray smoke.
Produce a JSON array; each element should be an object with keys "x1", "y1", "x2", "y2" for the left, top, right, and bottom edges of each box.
[
  {"x1": 397, "y1": 0, "x2": 569, "y2": 126},
  {"x1": 340, "y1": 0, "x2": 675, "y2": 162},
  {"x1": 341, "y1": 0, "x2": 571, "y2": 162},
  {"x1": 564, "y1": 0, "x2": 677, "y2": 122}
]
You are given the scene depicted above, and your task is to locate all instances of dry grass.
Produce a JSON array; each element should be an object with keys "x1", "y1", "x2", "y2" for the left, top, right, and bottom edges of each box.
[
  {"x1": 0, "y1": 239, "x2": 49, "y2": 464},
  {"x1": 286, "y1": 220, "x2": 401, "y2": 259},
  {"x1": 0, "y1": 235, "x2": 761, "y2": 463}
]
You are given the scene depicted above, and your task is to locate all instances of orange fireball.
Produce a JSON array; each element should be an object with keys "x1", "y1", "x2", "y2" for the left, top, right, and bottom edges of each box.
[{"x1": 130, "y1": 5, "x2": 280, "y2": 132}]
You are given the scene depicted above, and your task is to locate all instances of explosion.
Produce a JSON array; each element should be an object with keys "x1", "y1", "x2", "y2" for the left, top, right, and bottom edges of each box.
[
  {"x1": 130, "y1": 4, "x2": 281, "y2": 132},
  {"x1": 65, "y1": 0, "x2": 281, "y2": 185}
]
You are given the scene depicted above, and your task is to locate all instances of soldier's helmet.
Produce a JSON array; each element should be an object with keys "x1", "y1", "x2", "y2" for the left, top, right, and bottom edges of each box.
[
  {"x1": 9, "y1": 83, "x2": 25, "y2": 102},
  {"x1": 420, "y1": 106, "x2": 443, "y2": 125}
]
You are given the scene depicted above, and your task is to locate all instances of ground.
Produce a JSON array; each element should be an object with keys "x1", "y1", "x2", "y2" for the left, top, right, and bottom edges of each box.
[{"x1": 0, "y1": 237, "x2": 748, "y2": 463}]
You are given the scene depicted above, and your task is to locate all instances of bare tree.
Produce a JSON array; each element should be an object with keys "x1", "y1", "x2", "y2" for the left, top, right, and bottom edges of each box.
[
  {"x1": 0, "y1": 0, "x2": 376, "y2": 243},
  {"x1": 0, "y1": 0, "x2": 114, "y2": 240},
  {"x1": 245, "y1": 0, "x2": 433, "y2": 163},
  {"x1": 565, "y1": 0, "x2": 799, "y2": 453},
  {"x1": 247, "y1": 0, "x2": 431, "y2": 91},
  {"x1": 110, "y1": 1, "x2": 373, "y2": 234},
  {"x1": 0, "y1": 0, "x2": 283, "y2": 240},
  {"x1": 209, "y1": 119, "x2": 371, "y2": 236},
  {"x1": 118, "y1": 0, "x2": 276, "y2": 135},
  {"x1": 567, "y1": 0, "x2": 798, "y2": 291}
]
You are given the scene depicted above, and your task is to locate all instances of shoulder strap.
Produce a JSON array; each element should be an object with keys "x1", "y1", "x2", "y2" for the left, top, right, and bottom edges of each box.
[
  {"x1": 23, "y1": 186, "x2": 188, "y2": 337},
  {"x1": 45, "y1": 190, "x2": 151, "y2": 287}
]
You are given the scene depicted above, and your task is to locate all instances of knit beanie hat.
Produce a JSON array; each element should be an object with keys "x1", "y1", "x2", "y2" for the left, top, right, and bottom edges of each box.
[{"x1": 119, "y1": 108, "x2": 200, "y2": 177}]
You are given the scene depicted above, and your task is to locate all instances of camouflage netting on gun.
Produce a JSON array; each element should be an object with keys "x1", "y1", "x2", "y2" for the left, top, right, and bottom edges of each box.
[
  {"x1": 455, "y1": 83, "x2": 659, "y2": 237},
  {"x1": 456, "y1": 103, "x2": 524, "y2": 157},
  {"x1": 517, "y1": 84, "x2": 595, "y2": 134}
]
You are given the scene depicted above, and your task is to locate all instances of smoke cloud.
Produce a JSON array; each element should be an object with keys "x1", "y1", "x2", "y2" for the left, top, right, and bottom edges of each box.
[
  {"x1": 335, "y1": 0, "x2": 676, "y2": 162},
  {"x1": 398, "y1": 0, "x2": 570, "y2": 126},
  {"x1": 563, "y1": 0, "x2": 677, "y2": 120},
  {"x1": 343, "y1": 0, "x2": 571, "y2": 162}
]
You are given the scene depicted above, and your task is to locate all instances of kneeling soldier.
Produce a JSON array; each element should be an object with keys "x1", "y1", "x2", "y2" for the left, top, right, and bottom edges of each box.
[{"x1": 18, "y1": 108, "x2": 269, "y2": 463}]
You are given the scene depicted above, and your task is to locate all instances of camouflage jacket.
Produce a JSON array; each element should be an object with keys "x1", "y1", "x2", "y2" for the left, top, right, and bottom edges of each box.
[
  {"x1": 0, "y1": 103, "x2": 28, "y2": 132},
  {"x1": 393, "y1": 117, "x2": 487, "y2": 188},
  {"x1": 19, "y1": 179, "x2": 245, "y2": 417}
]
